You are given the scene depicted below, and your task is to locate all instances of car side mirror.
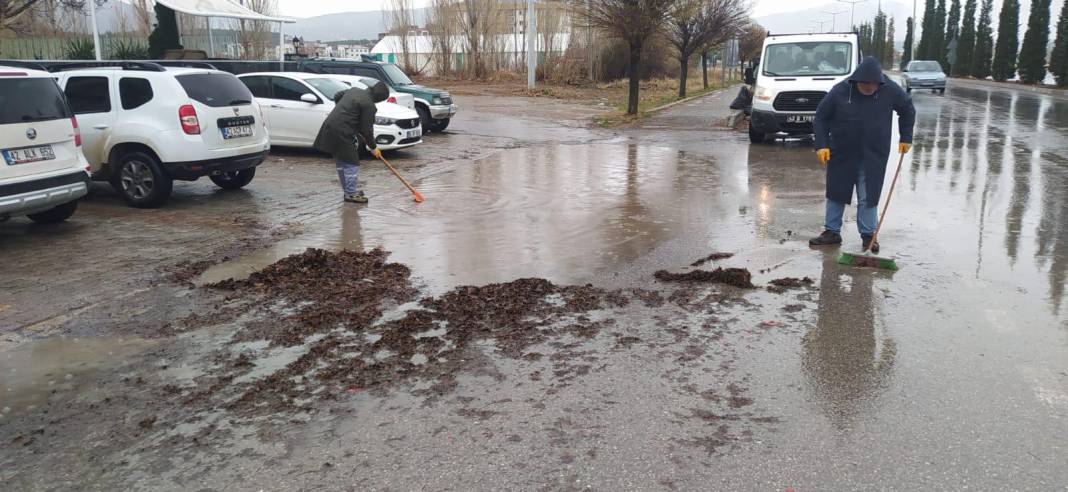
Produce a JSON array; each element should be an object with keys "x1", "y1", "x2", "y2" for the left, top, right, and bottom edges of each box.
[
  {"x1": 300, "y1": 93, "x2": 320, "y2": 104},
  {"x1": 744, "y1": 67, "x2": 756, "y2": 85}
]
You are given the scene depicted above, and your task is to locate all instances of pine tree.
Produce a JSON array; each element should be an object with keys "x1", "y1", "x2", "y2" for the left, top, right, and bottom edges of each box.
[
  {"x1": 991, "y1": 0, "x2": 1020, "y2": 81},
  {"x1": 902, "y1": 17, "x2": 915, "y2": 69},
  {"x1": 886, "y1": 17, "x2": 896, "y2": 66},
  {"x1": 1017, "y1": 0, "x2": 1053, "y2": 84},
  {"x1": 1050, "y1": 0, "x2": 1068, "y2": 86},
  {"x1": 955, "y1": 0, "x2": 977, "y2": 76},
  {"x1": 974, "y1": 0, "x2": 995, "y2": 78},
  {"x1": 918, "y1": 0, "x2": 938, "y2": 58},
  {"x1": 946, "y1": 0, "x2": 962, "y2": 43},
  {"x1": 936, "y1": 0, "x2": 949, "y2": 68}
]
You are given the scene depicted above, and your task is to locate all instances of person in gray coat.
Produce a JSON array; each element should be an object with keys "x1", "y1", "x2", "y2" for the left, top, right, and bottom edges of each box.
[
  {"x1": 809, "y1": 56, "x2": 915, "y2": 253},
  {"x1": 313, "y1": 81, "x2": 390, "y2": 203}
]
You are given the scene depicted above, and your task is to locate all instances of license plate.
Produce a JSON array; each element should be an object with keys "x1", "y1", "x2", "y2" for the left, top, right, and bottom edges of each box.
[
  {"x1": 405, "y1": 129, "x2": 421, "y2": 139},
  {"x1": 222, "y1": 125, "x2": 253, "y2": 139},
  {"x1": 3, "y1": 145, "x2": 55, "y2": 165},
  {"x1": 786, "y1": 115, "x2": 814, "y2": 123}
]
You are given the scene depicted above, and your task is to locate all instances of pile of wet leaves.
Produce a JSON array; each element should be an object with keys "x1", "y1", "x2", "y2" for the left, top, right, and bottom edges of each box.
[
  {"x1": 181, "y1": 248, "x2": 635, "y2": 415},
  {"x1": 654, "y1": 268, "x2": 755, "y2": 288},
  {"x1": 767, "y1": 277, "x2": 815, "y2": 293}
]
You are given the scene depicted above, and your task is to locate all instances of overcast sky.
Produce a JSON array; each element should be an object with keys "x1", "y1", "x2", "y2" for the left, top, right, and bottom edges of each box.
[{"x1": 274, "y1": 0, "x2": 809, "y2": 19}]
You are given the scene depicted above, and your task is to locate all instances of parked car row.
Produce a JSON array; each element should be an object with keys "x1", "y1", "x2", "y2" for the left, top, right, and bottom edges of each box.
[{"x1": 1, "y1": 60, "x2": 451, "y2": 222}]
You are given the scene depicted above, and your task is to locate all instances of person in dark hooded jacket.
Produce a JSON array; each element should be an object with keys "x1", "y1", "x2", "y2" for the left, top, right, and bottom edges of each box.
[
  {"x1": 313, "y1": 80, "x2": 390, "y2": 204},
  {"x1": 809, "y1": 56, "x2": 915, "y2": 253}
]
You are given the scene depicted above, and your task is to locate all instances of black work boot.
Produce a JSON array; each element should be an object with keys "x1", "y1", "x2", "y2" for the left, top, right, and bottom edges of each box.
[
  {"x1": 809, "y1": 230, "x2": 843, "y2": 246},
  {"x1": 862, "y1": 235, "x2": 880, "y2": 254},
  {"x1": 344, "y1": 192, "x2": 369, "y2": 204}
]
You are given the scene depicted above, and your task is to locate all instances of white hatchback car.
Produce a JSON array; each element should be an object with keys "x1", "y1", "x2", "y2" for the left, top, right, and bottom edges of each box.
[
  {"x1": 0, "y1": 66, "x2": 90, "y2": 224},
  {"x1": 237, "y1": 72, "x2": 422, "y2": 151},
  {"x1": 54, "y1": 63, "x2": 271, "y2": 208}
]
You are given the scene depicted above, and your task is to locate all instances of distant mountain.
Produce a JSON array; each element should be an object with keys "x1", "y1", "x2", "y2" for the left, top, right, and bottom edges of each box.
[
  {"x1": 755, "y1": 1, "x2": 915, "y2": 42},
  {"x1": 290, "y1": 8, "x2": 429, "y2": 43}
]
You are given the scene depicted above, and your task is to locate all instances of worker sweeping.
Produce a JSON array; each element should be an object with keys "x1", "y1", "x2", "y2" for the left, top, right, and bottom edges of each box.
[
  {"x1": 808, "y1": 56, "x2": 916, "y2": 255},
  {"x1": 313, "y1": 80, "x2": 390, "y2": 204}
]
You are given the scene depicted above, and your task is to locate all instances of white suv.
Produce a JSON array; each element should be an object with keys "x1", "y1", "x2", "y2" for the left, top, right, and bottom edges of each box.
[
  {"x1": 0, "y1": 66, "x2": 90, "y2": 224},
  {"x1": 54, "y1": 63, "x2": 271, "y2": 207}
]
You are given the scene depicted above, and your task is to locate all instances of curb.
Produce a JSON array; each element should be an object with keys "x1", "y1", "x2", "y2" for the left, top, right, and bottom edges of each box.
[
  {"x1": 945, "y1": 77, "x2": 1068, "y2": 98},
  {"x1": 644, "y1": 84, "x2": 740, "y2": 114}
]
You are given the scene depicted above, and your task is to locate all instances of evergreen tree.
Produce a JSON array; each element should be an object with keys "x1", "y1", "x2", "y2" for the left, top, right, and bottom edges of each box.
[
  {"x1": 886, "y1": 17, "x2": 896, "y2": 66},
  {"x1": 936, "y1": 0, "x2": 949, "y2": 68},
  {"x1": 974, "y1": 0, "x2": 995, "y2": 78},
  {"x1": 872, "y1": 11, "x2": 887, "y2": 65},
  {"x1": 946, "y1": 0, "x2": 962, "y2": 43},
  {"x1": 1017, "y1": 0, "x2": 1053, "y2": 84},
  {"x1": 1050, "y1": 0, "x2": 1068, "y2": 86},
  {"x1": 902, "y1": 16, "x2": 915, "y2": 69},
  {"x1": 955, "y1": 0, "x2": 977, "y2": 76},
  {"x1": 918, "y1": 0, "x2": 938, "y2": 58},
  {"x1": 991, "y1": 0, "x2": 1020, "y2": 81},
  {"x1": 148, "y1": 4, "x2": 182, "y2": 59}
]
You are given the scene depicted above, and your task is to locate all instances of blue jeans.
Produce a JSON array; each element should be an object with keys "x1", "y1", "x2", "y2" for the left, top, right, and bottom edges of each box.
[
  {"x1": 825, "y1": 168, "x2": 878, "y2": 236},
  {"x1": 336, "y1": 160, "x2": 360, "y2": 196}
]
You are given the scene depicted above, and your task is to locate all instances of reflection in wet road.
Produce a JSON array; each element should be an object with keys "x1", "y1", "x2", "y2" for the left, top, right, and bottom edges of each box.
[{"x1": 24, "y1": 82, "x2": 1065, "y2": 488}]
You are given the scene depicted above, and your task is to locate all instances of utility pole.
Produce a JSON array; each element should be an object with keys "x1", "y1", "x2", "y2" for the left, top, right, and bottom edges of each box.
[
  {"x1": 823, "y1": 9, "x2": 847, "y2": 31},
  {"x1": 585, "y1": 0, "x2": 593, "y2": 81},
  {"x1": 527, "y1": 0, "x2": 536, "y2": 89},
  {"x1": 912, "y1": 0, "x2": 917, "y2": 60},
  {"x1": 89, "y1": 0, "x2": 102, "y2": 60},
  {"x1": 811, "y1": 20, "x2": 830, "y2": 32},
  {"x1": 837, "y1": 0, "x2": 869, "y2": 29}
]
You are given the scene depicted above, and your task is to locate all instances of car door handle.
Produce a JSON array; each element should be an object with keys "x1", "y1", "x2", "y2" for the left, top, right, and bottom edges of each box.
[
  {"x1": 93, "y1": 124, "x2": 109, "y2": 130},
  {"x1": 269, "y1": 104, "x2": 283, "y2": 108}
]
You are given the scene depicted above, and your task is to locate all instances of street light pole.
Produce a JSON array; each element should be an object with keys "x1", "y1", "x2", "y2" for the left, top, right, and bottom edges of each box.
[
  {"x1": 837, "y1": 0, "x2": 869, "y2": 29},
  {"x1": 823, "y1": 9, "x2": 847, "y2": 32},
  {"x1": 88, "y1": 0, "x2": 102, "y2": 60},
  {"x1": 527, "y1": 0, "x2": 536, "y2": 89}
]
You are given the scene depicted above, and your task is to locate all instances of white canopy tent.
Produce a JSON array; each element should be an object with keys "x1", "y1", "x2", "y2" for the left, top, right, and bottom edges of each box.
[{"x1": 87, "y1": 0, "x2": 295, "y2": 65}]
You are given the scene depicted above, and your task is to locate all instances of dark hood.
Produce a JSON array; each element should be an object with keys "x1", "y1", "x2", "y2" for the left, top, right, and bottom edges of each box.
[
  {"x1": 849, "y1": 56, "x2": 885, "y2": 84},
  {"x1": 368, "y1": 80, "x2": 390, "y2": 103}
]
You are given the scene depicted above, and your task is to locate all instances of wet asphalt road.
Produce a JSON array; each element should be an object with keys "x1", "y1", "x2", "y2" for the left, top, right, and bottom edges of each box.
[{"x1": 1, "y1": 80, "x2": 1066, "y2": 490}]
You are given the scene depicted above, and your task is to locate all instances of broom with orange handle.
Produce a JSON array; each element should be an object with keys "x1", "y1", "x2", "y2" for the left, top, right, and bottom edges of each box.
[{"x1": 374, "y1": 151, "x2": 425, "y2": 203}]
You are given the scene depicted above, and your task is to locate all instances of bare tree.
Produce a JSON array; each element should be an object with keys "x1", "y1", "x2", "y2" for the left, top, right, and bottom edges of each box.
[
  {"x1": 231, "y1": 0, "x2": 276, "y2": 60},
  {"x1": 1, "y1": 0, "x2": 93, "y2": 32},
  {"x1": 385, "y1": 0, "x2": 417, "y2": 72},
  {"x1": 427, "y1": 0, "x2": 456, "y2": 75},
  {"x1": 736, "y1": 21, "x2": 765, "y2": 74},
  {"x1": 667, "y1": 0, "x2": 748, "y2": 98},
  {"x1": 577, "y1": 0, "x2": 675, "y2": 114},
  {"x1": 537, "y1": 1, "x2": 566, "y2": 79},
  {"x1": 454, "y1": 0, "x2": 503, "y2": 79},
  {"x1": 132, "y1": 0, "x2": 151, "y2": 35}
]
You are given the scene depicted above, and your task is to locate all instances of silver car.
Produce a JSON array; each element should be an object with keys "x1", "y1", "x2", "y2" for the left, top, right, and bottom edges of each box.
[{"x1": 903, "y1": 60, "x2": 947, "y2": 94}]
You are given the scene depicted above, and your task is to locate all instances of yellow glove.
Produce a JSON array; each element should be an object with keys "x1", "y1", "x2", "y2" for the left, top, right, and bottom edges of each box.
[
  {"x1": 371, "y1": 148, "x2": 383, "y2": 159},
  {"x1": 899, "y1": 143, "x2": 912, "y2": 154},
  {"x1": 816, "y1": 148, "x2": 831, "y2": 166}
]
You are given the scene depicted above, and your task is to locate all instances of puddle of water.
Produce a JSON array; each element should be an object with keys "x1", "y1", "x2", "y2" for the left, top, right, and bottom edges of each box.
[{"x1": 0, "y1": 337, "x2": 153, "y2": 415}]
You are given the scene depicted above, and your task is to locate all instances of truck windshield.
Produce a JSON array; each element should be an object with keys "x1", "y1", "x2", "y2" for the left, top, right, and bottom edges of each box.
[
  {"x1": 382, "y1": 64, "x2": 414, "y2": 86},
  {"x1": 762, "y1": 42, "x2": 853, "y2": 77}
]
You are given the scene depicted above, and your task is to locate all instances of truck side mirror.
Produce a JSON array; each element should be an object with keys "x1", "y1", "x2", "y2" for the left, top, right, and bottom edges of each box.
[{"x1": 744, "y1": 67, "x2": 756, "y2": 85}]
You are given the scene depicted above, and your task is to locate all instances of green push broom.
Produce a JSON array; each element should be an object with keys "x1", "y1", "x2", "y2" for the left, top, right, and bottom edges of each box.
[{"x1": 838, "y1": 150, "x2": 907, "y2": 271}]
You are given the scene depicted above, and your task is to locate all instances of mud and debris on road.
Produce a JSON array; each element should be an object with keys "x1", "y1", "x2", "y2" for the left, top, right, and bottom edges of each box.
[{"x1": 2, "y1": 82, "x2": 1067, "y2": 490}]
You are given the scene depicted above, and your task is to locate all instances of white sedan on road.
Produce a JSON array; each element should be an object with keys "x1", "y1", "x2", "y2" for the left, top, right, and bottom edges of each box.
[
  {"x1": 330, "y1": 74, "x2": 416, "y2": 110},
  {"x1": 237, "y1": 72, "x2": 422, "y2": 151}
]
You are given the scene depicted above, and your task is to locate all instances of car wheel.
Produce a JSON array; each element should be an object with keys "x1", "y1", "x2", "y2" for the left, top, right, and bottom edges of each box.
[
  {"x1": 748, "y1": 123, "x2": 768, "y2": 144},
  {"x1": 938, "y1": 88, "x2": 946, "y2": 94},
  {"x1": 430, "y1": 118, "x2": 450, "y2": 132},
  {"x1": 27, "y1": 200, "x2": 78, "y2": 224},
  {"x1": 118, "y1": 151, "x2": 172, "y2": 208},
  {"x1": 906, "y1": 86, "x2": 912, "y2": 93},
  {"x1": 416, "y1": 105, "x2": 434, "y2": 134},
  {"x1": 209, "y1": 167, "x2": 256, "y2": 190}
]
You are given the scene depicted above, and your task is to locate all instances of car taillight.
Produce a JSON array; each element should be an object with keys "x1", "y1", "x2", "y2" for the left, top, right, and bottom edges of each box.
[
  {"x1": 387, "y1": 96, "x2": 397, "y2": 104},
  {"x1": 71, "y1": 116, "x2": 82, "y2": 147},
  {"x1": 179, "y1": 104, "x2": 201, "y2": 135}
]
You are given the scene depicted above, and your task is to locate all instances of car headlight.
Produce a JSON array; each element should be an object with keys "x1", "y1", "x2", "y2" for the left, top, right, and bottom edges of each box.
[
  {"x1": 432, "y1": 97, "x2": 443, "y2": 105},
  {"x1": 754, "y1": 86, "x2": 772, "y2": 102},
  {"x1": 375, "y1": 116, "x2": 396, "y2": 125}
]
